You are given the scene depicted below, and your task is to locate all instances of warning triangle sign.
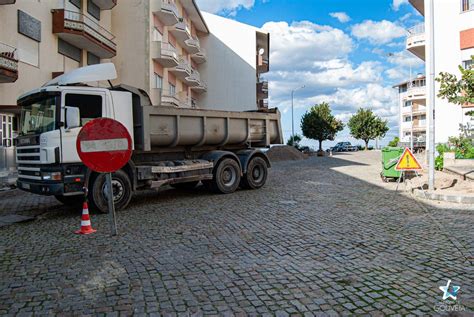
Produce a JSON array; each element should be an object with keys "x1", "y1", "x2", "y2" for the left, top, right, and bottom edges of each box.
[{"x1": 395, "y1": 147, "x2": 423, "y2": 171}]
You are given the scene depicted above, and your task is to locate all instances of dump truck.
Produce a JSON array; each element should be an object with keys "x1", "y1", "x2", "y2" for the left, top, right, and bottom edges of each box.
[{"x1": 15, "y1": 64, "x2": 282, "y2": 212}]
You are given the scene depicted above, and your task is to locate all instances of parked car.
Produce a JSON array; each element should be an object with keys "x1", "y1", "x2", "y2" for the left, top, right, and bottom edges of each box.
[{"x1": 328, "y1": 142, "x2": 359, "y2": 152}]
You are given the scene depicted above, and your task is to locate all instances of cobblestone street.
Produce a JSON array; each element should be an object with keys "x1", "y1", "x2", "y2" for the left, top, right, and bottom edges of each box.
[{"x1": 0, "y1": 152, "x2": 473, "y2": 316}]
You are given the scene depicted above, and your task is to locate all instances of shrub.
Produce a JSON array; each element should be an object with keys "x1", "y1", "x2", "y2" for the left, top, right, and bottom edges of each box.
[
  {"x1": 388, "y1": 137, "x2": 399, "y2": 147},
  {"x1": 435, "y1": 143, "x2": 450, "y2": 170}
]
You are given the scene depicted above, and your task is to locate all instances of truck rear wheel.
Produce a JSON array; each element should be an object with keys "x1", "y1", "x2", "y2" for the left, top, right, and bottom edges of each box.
[
  {"x1": 240, "y1": 156, "x2": 268, "y2": 189},
  {"x1": 54, "y1": 194, "x2": 83, "y2": 206},
  {"x1": 89, "y1": 169, "x2": 132, "y2": 213},
  {"x1": 207, "y1": 158, "x2": 241, "y2": 194}
]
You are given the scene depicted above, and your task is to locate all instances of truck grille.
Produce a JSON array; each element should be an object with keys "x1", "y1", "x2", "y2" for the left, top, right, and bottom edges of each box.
[
  {"x1": 17, "y1": 165, "x2": 42, "y2": 181},
  {"x1": 16, "y1": 146, "x2": 41, "y2": 163}
]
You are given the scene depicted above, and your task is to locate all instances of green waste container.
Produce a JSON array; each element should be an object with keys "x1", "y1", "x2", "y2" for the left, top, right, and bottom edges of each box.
[{"x1": 381, "y1": 147, "x2": 403, "y2": 182}]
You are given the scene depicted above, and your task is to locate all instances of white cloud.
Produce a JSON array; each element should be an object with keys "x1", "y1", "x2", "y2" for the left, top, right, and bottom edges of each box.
[
  {"x1": 329, "y1": 12, "x2": 351, "y2": 23},
  {"x1": 351, "y1": 20, "x2": 407, "y2": 45},
  {"x1": 392, "y1": 0, "x2": 409, "y2": 11},
  {"x1": 261, "y1": 21, "x2": 353, "y2": 71},
  {"x1": 196, "y1": 0, "x2": 255, "y2": 16}
]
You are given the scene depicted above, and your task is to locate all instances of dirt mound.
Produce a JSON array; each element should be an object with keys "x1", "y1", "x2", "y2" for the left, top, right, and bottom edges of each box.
[{"x1": 266, "y1": 145, "x2": 307, "y2": 162}]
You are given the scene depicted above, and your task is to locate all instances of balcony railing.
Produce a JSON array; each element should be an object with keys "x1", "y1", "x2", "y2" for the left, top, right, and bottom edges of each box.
[
  {"x1": 184, "y1": 37, "x2": 200, "y2": 54},
  {"x1": 406, "y1": 23, "x2": 425, "y2": 61},
  {"x1": 0, "y1": 0, "x2": 16, "y2": 4},
  {"x1": 258, "y1": 99, "x2": 269, "y2": 109},
  {"x1": 90, "y1": 0, "x2": 117, "y2": 10},
  {"x1": 153, "y1": 0, "x2": 180, "y2": 26},
  {"x1": 153, "y1": 89, "x2": 191, "y2": 108},
  {"x1": 52, "y1": 9, "x2": 116, "y2": 58},
  {"x1": 0, "y1": 42, "x2": 18, "y2": 83},
  {"x1": 169, "y1": 21, "x2": 192, "y2": 43},
  {"x1": 191, "y1": 48, "x2": 207, "y2": 64},
  {"x1": 408, "y1": 23, "x2": 425, "y2": 36},
  {"x1": 152, "y1": 41, "x2": 179, "y2": 67}
]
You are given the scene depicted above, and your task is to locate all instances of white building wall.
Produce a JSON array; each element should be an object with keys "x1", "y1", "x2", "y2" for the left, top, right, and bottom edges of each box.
[
  {"x1": 199, "y1": 12, "x2": 258, "y2": 111},
  {"x1": 425, "y1": 0, "x2": 474, "y2": 145}
]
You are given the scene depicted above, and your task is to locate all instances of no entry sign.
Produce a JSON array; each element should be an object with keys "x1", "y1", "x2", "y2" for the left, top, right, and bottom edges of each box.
[{"x1": 76, "y1": 118, "x2": 132, "y2": 173}]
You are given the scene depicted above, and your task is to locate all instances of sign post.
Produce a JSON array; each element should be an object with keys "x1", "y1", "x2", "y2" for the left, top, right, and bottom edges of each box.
[{"x1": 76, "y1": 118, "x2": 132, "y2": 236}]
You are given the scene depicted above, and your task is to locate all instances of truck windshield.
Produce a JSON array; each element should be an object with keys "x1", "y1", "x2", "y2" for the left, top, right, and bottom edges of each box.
[{"x1": 19, "y1": 96, "x2": 57, "y2": 136}]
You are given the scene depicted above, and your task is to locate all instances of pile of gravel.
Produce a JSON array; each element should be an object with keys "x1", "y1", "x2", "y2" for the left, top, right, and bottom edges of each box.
[{"x1": 266, "y1": 145, "x2": 307, "y2": 162}]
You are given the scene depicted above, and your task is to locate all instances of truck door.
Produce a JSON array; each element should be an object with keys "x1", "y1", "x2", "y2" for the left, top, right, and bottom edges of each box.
[{"x1": 60, "y1": 91, "x2": 105, "y2": 163}]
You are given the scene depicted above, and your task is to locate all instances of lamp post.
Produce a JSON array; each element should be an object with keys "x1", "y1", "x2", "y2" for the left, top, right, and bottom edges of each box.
[
  {"x1": 291, "y1": 85, "x2": 305, "y2": 140},
  {"x1": 428, "y1": 0, "x2": 435, "y2": 190}
]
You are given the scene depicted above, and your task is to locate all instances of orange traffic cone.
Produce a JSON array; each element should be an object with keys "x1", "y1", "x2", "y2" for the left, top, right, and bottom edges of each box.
[{"x1": 75, "y1": 201, "x2": 96, "y2": 235}]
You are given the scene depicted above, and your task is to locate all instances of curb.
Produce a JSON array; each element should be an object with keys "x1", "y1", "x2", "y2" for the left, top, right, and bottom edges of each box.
[{"x1": 412, "y1": 189, "x2": 474, "y2": 204}]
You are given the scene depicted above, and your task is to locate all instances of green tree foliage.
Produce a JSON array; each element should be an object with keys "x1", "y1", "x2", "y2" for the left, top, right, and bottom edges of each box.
[
  {"x1": 300, "y1": 102, "x2": 344, "y2": 151},
  {"x1": 388, "y1": 137, "x2": 400, "y2": 147},
  {"x1": 348, "y1": 108, "x2": 389, "y2": 150},
  {"x1": 436, "y1": 56, "x2": 474, "y2": 112},
  {"x1": 287, "y1": 134, "x2": 302, "y2": 149}
]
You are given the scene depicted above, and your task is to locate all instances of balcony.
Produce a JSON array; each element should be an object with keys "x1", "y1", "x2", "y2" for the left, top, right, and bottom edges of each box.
[
  {"x1": 169, "y1": 21, "x2": 192, "y2": 45},
  {"x1": 258, "y1": 99, "x2": 268, "y2": 109},
  {"x1": 409, "y1": 0, "x2": 424, "y2": 16},
  {"x1": 191, "y1": 48, "x2": 206, "y2": 64},
  {"x1": 0, "y1": 0, "x2": 16, "y2": 4},
  {"x1": 152, "y1": 0, "x2": 179, "y2": 26},
  {"x1": 90, "y1": 0, "x2": 117, "y2": 10},
  {"x1": 257, "y1": 79, "x2": 268, "y2": 99},
  {"x1": 151, "y1": 42, "x2": 179, "y2": 67},
  {"x1": 169, "y1": 57, "x2": 192, "y2": 80},
  {"x1": 183, "y1": 37, "x2": 200, "y2": 54},
  {"x1": 52, "y1": 9, "x2": 116, "y2": 58},
  {"x1": 185, "y1": 69, "x2": 201, "y2": 87},
  {"x1": 153, "y1": 89, "x2": 190, "y2": 107},
  {"x1": 0, "y1": 42, "x2": 18, "y2": 83},
  {"x1": 257, "y1": 55, "x2": 269, "y2": 73},
  {"x1": 406, "y1": 24, "x2": 425, "y2": 61}
]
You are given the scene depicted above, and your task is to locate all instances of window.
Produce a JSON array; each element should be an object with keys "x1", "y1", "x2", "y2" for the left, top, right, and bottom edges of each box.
[
  {"x1": 462, "y1": 0, "x2": 474, "y2": 11},
  {"x1": 87, "y1": 52, "x2": 100, "y2": 65},
  {"x1": 154, "y1": 74, "x2": 163, "y2": 89},
  {"x1": 87, "y1": 0, "x2": 100, "y2": 20},
  {"x1": 58, "y1": 39, "x2": 82, "y2": 63},
  {"x1": 463, "y1": 59, "x2": 473, "y2": 69},
  {"x1": 169, "y1": 83, "x2": 176, "y2": 95},
  {"x1": 152, "y1": 28, "x2": 163, "y2": 42},
  {"x1": 69, "y1": 0, "x2": 81, "y2": 10},
  {"x1": 404, "y1": 116, "x2": 411, "y2": 122},
  {"x1": 404, "y1": 101, "x2": 411, "y2": 107},
  {"x1": 65, "y1": 94, "x2": 102, "y2": 126}
]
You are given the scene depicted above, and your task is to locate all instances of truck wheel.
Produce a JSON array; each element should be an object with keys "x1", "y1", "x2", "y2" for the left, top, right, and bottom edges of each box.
[
  {"x1": 170, "y1": 181, "x2": 199, "y2": 190},
  {"x1": 54, "y1": 194, "x2": 83, "y2": 206},
  {"x1": 209, "y1": 158, "x2": 241, "y2": 194},
  {"x1": 240, "y1": 157, "x2": 268, "y2": 190},
  {"x1": 89, "y1": 170, "x2": 132, "y2": 213}
]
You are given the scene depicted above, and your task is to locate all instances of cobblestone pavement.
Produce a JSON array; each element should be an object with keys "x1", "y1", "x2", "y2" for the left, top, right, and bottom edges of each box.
[{"x1": 0, "y1": 152, "x2": 473, "y2": 316}]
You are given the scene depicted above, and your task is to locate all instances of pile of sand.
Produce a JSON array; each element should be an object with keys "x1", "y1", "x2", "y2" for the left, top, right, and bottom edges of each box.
[{"x1": 266, "y1": 145, "x2": 307, "y2": 162}]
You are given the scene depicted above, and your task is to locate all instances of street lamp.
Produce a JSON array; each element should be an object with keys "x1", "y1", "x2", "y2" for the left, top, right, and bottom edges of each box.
[{"x1": 291, "y1": 85, "x2": 305, "y2": 140}]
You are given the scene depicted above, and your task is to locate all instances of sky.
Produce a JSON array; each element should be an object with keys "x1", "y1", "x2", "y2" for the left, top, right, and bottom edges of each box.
[{"x1": 195, "y1": 0, "x2": 425, "y2": 149}]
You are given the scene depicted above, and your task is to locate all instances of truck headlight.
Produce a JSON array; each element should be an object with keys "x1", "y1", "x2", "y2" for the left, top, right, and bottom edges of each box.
[{"x1": 42, "y1": 172, "x2": 62, "y2": 180}]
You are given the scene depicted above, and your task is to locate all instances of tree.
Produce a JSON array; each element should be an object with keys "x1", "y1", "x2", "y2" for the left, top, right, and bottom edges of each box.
[
  {"x1": 436, "y1": 56, "x2": 474, "y2": 108},
  {"x1": 348, "y1": 108, "x2": 389, "y2": 150},
  {"x1": 388, "y1": 136, "x2": 400, "y2": 147},
  {"x1": 300, "y1": 102, "x2": 344, "y2": 151},
  {"x1": 287, "y1": 134, "x2": 302, "y2": 149}
]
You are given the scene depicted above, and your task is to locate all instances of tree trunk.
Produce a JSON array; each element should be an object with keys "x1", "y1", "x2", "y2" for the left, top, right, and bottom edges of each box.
[
  {"x1": 318, "y1": 140, "x2": 323, "y2": 151},
  {"x1": 365, "y1": 140, "x2": 369, "y2": 151}
]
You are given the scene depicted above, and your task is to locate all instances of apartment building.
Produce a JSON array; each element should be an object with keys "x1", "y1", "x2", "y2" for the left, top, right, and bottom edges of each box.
[
  {"x1": 0, "y1": 0, "x2": 117, "y2": 149},
  {"x1": 402, "y1": 0, "x2": 474, "y2": 148},
  {"x1": 394, "y1": 75, "x2": 427, "y2": 147},
  {"x1": 112, "y1": 1, "x2": 269, "y2": 111}
]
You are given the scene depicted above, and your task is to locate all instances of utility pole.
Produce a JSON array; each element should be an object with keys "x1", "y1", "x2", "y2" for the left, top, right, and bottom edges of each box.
[
  {"x1": 409, "y1": 65, "x2": 414, "y2": 151},
  {"x1": 428, "y1": 0, "x2": 436, "y2": 190},
  {"x1": 291, "y1": 85, "x2": 305, "y2": 140}
]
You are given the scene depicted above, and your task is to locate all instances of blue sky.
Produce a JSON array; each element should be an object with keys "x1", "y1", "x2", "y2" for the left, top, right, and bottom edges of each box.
[{"x1": 196, "y1": 0, "x2": 425, "y2": 149}]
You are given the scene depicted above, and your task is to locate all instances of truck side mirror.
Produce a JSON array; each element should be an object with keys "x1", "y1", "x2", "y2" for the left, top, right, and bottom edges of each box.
[{"x1": 65, "y1": 106, "x2": 80, "y2": 129}]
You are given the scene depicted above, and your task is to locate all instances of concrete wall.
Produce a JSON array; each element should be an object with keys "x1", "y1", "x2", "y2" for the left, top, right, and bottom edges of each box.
[{"x1": 199, "y1": 12, "x2": 257, "y2": 111}]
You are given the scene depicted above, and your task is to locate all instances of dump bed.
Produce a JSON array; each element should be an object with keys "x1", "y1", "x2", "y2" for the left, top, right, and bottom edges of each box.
[{"x1": 120, "y1": 85, "x2": 283, "y2": 152}]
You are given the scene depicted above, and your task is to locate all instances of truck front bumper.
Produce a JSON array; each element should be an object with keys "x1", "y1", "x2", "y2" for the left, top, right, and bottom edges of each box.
[{"x1": 17, "y1": 179, "x2": 64, "y2": 196}]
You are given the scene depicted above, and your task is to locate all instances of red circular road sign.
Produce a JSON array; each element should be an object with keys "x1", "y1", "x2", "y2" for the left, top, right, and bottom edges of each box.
[{"x1": 76, "y1": 118, "x2": 132, "y2": 173}]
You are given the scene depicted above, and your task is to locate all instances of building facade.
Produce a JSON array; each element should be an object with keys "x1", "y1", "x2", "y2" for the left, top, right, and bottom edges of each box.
[
  {"x1": 0, "y1": 0, "x2": 117, "y2": 150},
  {"x1": 404, "y1": 0, "x2": 474, "y2": 149},
  {"x1": 0, "y1": 0, "x2": 270, "y2": 161},
  {"x1": 394, "y1": 75, "x2": 427, "y2": 148}
]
